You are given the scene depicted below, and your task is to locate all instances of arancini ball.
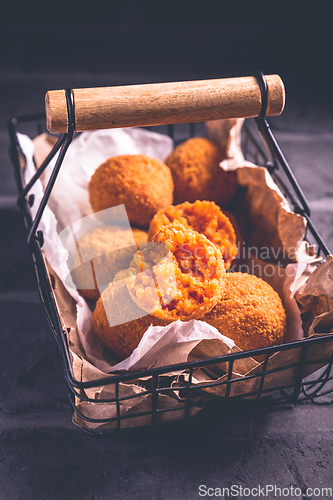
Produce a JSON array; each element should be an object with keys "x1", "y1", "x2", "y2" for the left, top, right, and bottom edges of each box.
[
  {"x1": 92, "y1": 278, "x2": 169, "y2": 360},
  {"x1": 89, "y1": 155, "x2": 174, "y2": 227},
  {"x1": 148, "y1": 200, "x2": 238, "y2": 270},
  {"x1": 203, "y1": 272, "x2": 286, "y2": 358},
  {"x1": 126, "y1": 221, "x2": 226, "y2": 321},
  {"x1": 164, "y1": 137, "x2": 238, "y2": 206},
  {"x1": 72, "y1": 225, "x2": 147, "y2": 302}
]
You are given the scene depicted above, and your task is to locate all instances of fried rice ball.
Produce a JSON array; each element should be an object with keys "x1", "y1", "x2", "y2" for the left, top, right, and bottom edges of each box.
[
  {"x1": 88, "y1": 155, "x2": 174, "y2": 227},
  {"x1": 92, "y1": 278, "x2": 169, "y2": 360},
  {"x1": 125, "y1": 221, "x2": 226, "y2": 321},
  {"x1": 73, "y1": 226, "x2": 147, "y2": 302},
  {"x1": 203, "y1": 272, "x2": 286, "y2": 359},
  {"x1": 164, "y1": 137, "x2": 238, "y2": 206},
  {"x1": 222, "y1": 209, "x2": 244, "y2": 272},
  {"x1": 148, "y1": 200, "x2": 238, "y2": 270}
]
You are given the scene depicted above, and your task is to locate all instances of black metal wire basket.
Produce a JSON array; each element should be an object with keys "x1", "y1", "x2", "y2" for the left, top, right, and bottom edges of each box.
[{"x1": 7, "y1": 73, "x2": 333, "y2": 436}]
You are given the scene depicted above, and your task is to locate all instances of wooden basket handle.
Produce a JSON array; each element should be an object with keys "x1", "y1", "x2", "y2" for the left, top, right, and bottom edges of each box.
[{"x1": 45, "y1": 74, "x2": 285, "y2": 134}]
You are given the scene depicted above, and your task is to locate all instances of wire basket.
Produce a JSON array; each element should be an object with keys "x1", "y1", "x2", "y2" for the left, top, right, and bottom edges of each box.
[{"x1": 7, "y1": 73, "x2": 333, "y2": 435}]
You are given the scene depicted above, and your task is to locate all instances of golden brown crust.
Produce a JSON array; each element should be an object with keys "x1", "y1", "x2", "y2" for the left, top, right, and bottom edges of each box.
[
  {"x1": 88, "y1": 155, "x2": 174, "y2": 227},
  {"x1": 204, "y1": 272, "x2": 286, "y2": 358},
  {"x1": 148, "y1": 200, "x2": 238, "y2": 270},
  {"x1": 127, "y1": 221, "x2": 225, "y2": 321},
  {"x1": 73, "y1": 226, "x2": 148, "y2": 302},
  {"x1": 92, "y1": 279, "x2": 169, "y2": 360},
  {"x1": 164, "y1": 137, "x2": 238, "y2": 206}
]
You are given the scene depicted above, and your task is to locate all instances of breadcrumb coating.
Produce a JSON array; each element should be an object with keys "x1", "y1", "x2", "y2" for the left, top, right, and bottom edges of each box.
[
  {"x1": 92, "y1": 279, "x2": 169, "y2": 360},
  {"x1": 126, "y1": 221, "x2": 225, "y2": 321},
  {"x1": 148, "y1": 200, "x2": 238, "y2": 270},
  {"x1": 204, "y1": 272, "x2": 286, "y2": 358},
  {"x1": 88, "y1": 155, "x2": 174, "y2": 227},
  {"x1": 73, "y1": 226, "x2": 147, "y2": 302},
  {"x1": 165, "y1": 137, "x2": 238, "y2": 206}
]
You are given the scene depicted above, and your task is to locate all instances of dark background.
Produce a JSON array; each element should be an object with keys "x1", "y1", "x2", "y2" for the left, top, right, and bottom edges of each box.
[
  {"x1": 1, "y1": 0, "x2": 331, "y2": 193},
  {"x1": 0, "y1": 1, "x2": 330, "y2": 88}
]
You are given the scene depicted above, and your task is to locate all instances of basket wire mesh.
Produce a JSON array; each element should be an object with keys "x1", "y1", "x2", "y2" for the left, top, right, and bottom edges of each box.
[{"x1": 7, "y1": 74, "x2": 333, "y2": 436}]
